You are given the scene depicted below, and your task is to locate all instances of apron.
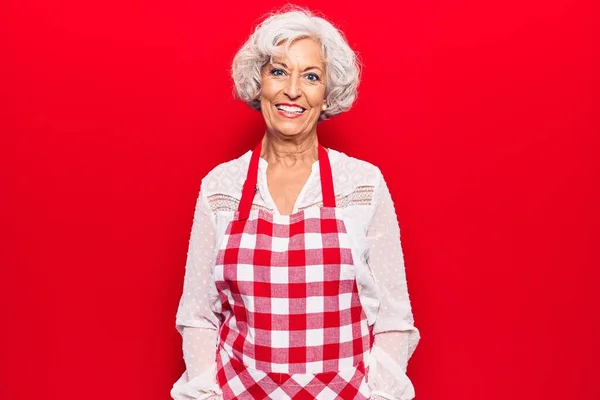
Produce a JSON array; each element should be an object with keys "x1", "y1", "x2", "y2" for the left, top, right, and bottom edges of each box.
[{"x1": 213, "y1": 140, "x2": 373, "y2": 399}]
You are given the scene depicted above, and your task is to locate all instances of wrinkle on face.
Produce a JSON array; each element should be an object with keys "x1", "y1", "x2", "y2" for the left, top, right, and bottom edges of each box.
[{"x1": 259, "y1": 38, "x2": 327, "y2": 140}]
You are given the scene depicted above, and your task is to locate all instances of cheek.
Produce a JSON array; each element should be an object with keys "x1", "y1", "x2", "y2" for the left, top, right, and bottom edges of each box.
[
  {"x1": 260, "y1": 79, "x2": 279, "y2": 101},
  {"x1": 306, "y1": 87, "x2": 326, "y2": 108}
]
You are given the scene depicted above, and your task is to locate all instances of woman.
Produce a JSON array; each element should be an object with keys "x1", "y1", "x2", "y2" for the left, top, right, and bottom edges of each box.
[{"x1": 171, "y1": 7, "x2": 420, "y2": 400}]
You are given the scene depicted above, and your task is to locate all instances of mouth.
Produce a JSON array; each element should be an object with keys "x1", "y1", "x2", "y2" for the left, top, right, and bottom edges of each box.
[{"x1": 275, "y1": 103, "x2": 306, "y2": 118}]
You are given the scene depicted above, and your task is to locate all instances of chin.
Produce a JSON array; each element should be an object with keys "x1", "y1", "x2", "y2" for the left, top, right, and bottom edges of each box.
[
  {"x1": 270, "y1": 122, "x2": 307, "y2": 137},
  {"x1": 276, "y1": 129, "x2": 303, "y2": 137}
]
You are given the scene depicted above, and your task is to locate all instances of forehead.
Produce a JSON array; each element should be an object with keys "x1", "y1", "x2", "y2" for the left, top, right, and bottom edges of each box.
[{"x1": 272, "y1": 38, "x2": 325, "y2": 67}]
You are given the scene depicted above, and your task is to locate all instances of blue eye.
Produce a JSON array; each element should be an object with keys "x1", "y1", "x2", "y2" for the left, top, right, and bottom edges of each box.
[
  {"x1": 270, "y1": 68, "x2": 285, "y2": 76},
  {"x1": 306, "y1": 73, "x2": 320, "y2": 82}
]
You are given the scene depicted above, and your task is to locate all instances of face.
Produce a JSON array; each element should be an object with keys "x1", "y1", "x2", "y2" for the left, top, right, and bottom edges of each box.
[{"x1": 259, "y1": 38, "x2": 327, "y2": 138}]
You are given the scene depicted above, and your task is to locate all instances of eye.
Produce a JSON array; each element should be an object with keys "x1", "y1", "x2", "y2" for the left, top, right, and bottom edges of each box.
[
  {"x1": 270, "y1": 68, "x2": 285, "y2": 76},
  {"x1": 305, "y1": 73, "x2": 320, "y2": 82}
]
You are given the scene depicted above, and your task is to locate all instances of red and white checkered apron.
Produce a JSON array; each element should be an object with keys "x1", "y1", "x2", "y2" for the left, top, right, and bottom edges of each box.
[{"x1": 214, "y1": 140, "x2": 373, "y2": 399}]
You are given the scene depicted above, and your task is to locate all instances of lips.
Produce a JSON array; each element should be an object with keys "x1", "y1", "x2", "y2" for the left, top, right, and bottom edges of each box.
[{"x1": 275, "y1": 103, "x2": 306, "y2": 115}]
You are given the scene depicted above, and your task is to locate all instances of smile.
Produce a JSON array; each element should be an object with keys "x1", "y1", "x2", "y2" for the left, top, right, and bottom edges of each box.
[{"x1": 275, "y1": 103, "x2": 306, "y2": 118}]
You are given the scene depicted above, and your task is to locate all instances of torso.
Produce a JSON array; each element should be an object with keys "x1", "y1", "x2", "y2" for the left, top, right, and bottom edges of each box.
[{"x1": 213, "y1": 141, "x2": 372, "y2": 399}]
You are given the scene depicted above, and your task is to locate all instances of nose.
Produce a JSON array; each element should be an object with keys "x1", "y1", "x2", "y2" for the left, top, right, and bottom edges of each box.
[{"x1": 283, "y1": 73, "x2": 301, "y2": 100}]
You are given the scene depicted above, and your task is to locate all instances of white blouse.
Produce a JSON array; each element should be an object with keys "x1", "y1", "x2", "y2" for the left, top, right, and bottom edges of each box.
[{"x1": 171, "y1": 148, "x2": 420, "y2": 400}]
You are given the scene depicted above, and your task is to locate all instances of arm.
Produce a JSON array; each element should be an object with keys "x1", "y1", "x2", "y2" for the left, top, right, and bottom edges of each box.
[
  {"x1": 366, "y1": 173, "x2": 421, "y2": 400},
  {"x1": 171, "y1": 185, "x2": 222, "y2": 400}
]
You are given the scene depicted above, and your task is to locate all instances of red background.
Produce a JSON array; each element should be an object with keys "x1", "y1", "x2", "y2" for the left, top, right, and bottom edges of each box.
[{"x1": 1, "y1": 1, "x2": 598, "y2": 399}]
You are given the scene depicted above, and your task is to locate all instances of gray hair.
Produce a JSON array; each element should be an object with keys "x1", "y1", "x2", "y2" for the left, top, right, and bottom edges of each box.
[{"x1": 231, "y1": 6, "x2": 361, "y2": 120}]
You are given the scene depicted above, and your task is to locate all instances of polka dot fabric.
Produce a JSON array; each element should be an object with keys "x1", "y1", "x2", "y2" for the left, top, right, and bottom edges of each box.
[
  {"x1": 364, "y1": 177, "x2": 420, "y2": 399},
  {"x1": 171, "y1": 149, "x2": 420, "y2": 400}
]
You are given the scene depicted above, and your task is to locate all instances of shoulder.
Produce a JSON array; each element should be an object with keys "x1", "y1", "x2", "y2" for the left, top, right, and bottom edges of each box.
[
  {"x1": 329, "y1": 148, "x2": 384, "y2": 193},
  {"x1": 199, "y1": 150, "x2": 251, "y2": 197},
  {"x1": 327, "y1": 149, "x2": 389, "y2": 218}
]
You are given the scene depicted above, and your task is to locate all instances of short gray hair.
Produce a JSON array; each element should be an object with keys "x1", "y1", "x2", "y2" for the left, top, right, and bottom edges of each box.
[{"x1": 231, "y1": 6, "x2": 361, "y2": 120}]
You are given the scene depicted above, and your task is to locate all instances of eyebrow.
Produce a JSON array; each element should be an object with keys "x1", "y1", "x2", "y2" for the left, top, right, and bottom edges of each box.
[{"x1": 272, "y1": 61, "x2": 323, "y2": 74}]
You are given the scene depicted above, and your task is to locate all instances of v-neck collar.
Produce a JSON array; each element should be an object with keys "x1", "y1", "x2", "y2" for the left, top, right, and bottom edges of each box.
[{"x1": 240, "y1": 148, "x2": 339, "y2": 216}]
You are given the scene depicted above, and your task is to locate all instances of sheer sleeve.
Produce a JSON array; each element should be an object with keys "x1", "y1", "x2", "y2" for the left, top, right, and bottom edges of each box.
[
  {"x1": 366, "y1": 173, "x2": 421, "y2": 400},
  {"x1": 171, "y1": 184, "x2": 223, "y2": 400}
]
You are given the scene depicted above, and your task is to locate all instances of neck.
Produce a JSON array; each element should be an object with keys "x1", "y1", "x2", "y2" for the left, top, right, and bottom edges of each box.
[{"x1": 261, "y1": 130, "x2": 319, "y2": 168}]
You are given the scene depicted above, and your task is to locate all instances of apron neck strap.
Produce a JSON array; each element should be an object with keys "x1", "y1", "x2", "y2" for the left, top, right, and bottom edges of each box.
[
  {"x1": 318, "y1": 144, "x2": 336, "y2": 208},
  {"x1": 238, "y1": 138, "x2": 336, "y2": 219}
]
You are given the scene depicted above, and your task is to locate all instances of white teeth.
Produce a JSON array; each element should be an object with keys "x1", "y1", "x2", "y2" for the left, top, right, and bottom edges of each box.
[{"x1": 276, "y1": 105, "x2": 305, "y2": 113}]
